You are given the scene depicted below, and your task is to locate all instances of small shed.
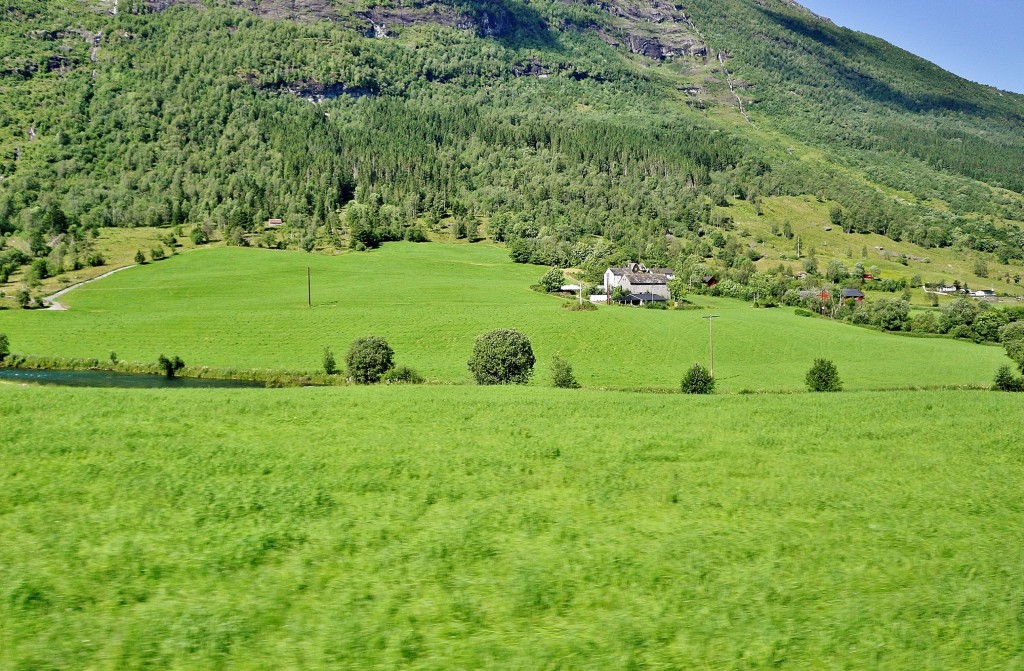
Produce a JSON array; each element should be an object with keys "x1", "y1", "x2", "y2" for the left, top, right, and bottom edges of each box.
[
  {"x1": 841, "y1": 288, "x2": 865, "y2": 302},
  {"x1": 614, "y1": 292, "x2": 668, "y2": 306},
  {"x1": 266, "y1": 218, "x2": 284, "y2": 228}
]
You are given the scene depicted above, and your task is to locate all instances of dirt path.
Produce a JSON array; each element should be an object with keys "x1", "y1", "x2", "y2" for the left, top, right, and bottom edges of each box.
[{"x1": 43, "y1": 265, "x2": 135, "y2": 310}]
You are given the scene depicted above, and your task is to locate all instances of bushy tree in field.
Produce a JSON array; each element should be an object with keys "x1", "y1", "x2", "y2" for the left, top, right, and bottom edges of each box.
[
  {"x1": 992, "y1": 365, "x2": 1023, "y2": 392},
  {"x1": 939, "y1": 298, "x2": 979, "y2": 333},
  {"x1": 468, "y1": 329, "x2": 535, "y2": 385},
  {"x1": 948, "y1": 324, "x2": 982, "y2": 342},
  {"x1": 999, "y1": 321, "x2": 1024, "y2": 343},
  {"x1": 864, "y1": 298, "x2": 910, "y2": 331},
  {"x1": 157, "y1": 355, "x2": 185, "y2": 379},
  {"x1": 0, "y1": 333, "x2": 9, "y2": 362},
  {"x1": 825, "y1": 259, "x2": 848, "y2": 283},
  {"x1": 381, "y1": 365, "x2": 424, "y2": 384},
  {"x1": 134, "y1": 249, "x2": 146, "y2": 264},
  {"x1": 974, "y1": 258, "x2": 989, "y2": 278},
  {"x1": 551, "y1": 353, "x2": 579, "y2": 389},
  {"x1": 680, "y1": 362, "x2": 715, "y2": 394},
  {"x1": 911, "y1": 312, "x2": 939, "y2": 333},
  {"x1": 539, "y1": 267, "x2": 566, "y2": 293},
  {"x1": 973, "y1": 310, "x2": 1007, "y2": 342},
  {"x1": 806, "y1": 358, "x2": 842, "y2": 392},
  {"x1": 323, "y1": 346, "x2": 338, "y2": 375},
  {"x1": 346, "y1": 336, "x2": 395, "y2": 383},
  {"x1": 1003, "y1": 339, "x2": 1024, "y2": 374}
]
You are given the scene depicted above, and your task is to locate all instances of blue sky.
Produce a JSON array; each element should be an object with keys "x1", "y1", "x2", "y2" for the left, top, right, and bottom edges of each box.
[{"x1": 798, "y1": 0, "x2": 1024, "y2": 94}]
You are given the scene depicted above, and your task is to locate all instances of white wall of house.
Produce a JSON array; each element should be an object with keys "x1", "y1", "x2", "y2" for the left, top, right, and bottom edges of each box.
[{"x1": 604, "y1": 269, "x2": 624, "y2": 291}]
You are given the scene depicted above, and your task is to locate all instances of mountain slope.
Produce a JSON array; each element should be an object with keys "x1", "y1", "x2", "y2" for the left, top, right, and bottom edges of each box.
[{"x1": 1, "y1": 0, "x2": 1023, "y2": 296}]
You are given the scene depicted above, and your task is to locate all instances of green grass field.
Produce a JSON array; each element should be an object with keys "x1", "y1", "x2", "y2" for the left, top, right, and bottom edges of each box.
[
  {"x1": 0, "y1": 226, "x2": 206, "y2": 308},
  {"x1": 2, "y1": 384, "x2": 1023, "y2": 669},
  {"x1": 0, "y1": 243, "x2": 1012, "y2": 391},
  {"x1": 731, "y1": 195, "x2": 1024, "y2": 300}
]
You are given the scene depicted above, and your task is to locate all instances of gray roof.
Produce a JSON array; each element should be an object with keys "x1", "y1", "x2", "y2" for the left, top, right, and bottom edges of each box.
[
  {"x1": 608, "y1": 263, "x2": 675, "y2": 278},
  {"x1": 624, "y1": 272, "x2": 671, "y2": 285},
  {"x1": 841, "y1": 288, "x2": 865, "y2": 298}
]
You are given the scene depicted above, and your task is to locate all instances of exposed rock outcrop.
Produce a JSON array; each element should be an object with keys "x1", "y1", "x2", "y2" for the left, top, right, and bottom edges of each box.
[
  {"x1": 2, "y1": 60, "x2": 39, "y2": 79},
  {"x1": 138, "y1": 0, "x2": 702, "y2": 60},
  {"x1": 512, "y1": 59, "x2": 548, "y2": 78},
  {"x1": 624, "y1": 33, "x2": 706, "y2": 60},
  {"x1": 248, "y1": 78, "x2": 376, "y2": 103},
  {"x1": 565, "y1": 0, "x2": 707, "y2": 61},
  {"x1": 357, "y1": 4, "x2": 477, "y2": 36},
  {"x1": 144, "y1": 0, "x2": 518, "y2": 38}
]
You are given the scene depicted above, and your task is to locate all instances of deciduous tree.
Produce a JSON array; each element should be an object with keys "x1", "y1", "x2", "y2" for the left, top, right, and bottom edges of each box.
[{"x1": 468, "y1": 329, "x2": 535, "y2": 385}]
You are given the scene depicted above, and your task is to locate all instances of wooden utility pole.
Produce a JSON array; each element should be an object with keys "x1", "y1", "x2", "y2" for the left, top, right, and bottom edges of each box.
[
  {"x1": 703, "y1": 315, "x2": 720, "y2": 377},
  {"x1": 307, "y1": 267, "x2": 311, "y2": 307}
]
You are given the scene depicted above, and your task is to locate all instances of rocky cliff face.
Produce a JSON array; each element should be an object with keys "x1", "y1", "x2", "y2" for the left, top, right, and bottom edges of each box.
[
  {"x1": 621, "y1": 32, "x2": 706, "y2": 59},
  {"x1": 140, "y1": 0, "x2": 707, "y2": 60},
  {"x1": 562, "y1": 0, "x2": 707, "y2": 60},
  {"x1": 356, "y1": 3, "x2": 513, "y2": 39}
]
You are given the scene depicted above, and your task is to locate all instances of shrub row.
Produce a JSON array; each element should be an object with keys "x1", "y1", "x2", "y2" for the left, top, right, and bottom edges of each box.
[{"x1": 4, "y1": 330, "x2": 1011, "y2": 394}]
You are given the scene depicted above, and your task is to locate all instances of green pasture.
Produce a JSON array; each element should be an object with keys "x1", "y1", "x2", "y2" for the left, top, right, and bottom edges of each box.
[
  {"x1": 0, "y1": 226, "x2": 196, "y2": 303},
  {"x1": 2, "y1": 385, "x2": 1023, "y2": 669},
  {"x1": 0, "y1": 242, "x2": 1012, "y2": 391},
  {"x1": 734, "y1": 195, "x2": 1024, "y2": 298}
]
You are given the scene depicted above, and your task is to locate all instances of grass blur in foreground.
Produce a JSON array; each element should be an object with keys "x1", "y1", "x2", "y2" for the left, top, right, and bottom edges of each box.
[{"x1": 2, "y1": 384, "x2": 1022, "y2": 669}]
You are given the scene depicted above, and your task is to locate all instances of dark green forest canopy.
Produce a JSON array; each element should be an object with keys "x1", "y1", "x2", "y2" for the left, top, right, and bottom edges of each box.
[{"x1": 2, "y1": 0, "x2": 1024, "y2": 270}]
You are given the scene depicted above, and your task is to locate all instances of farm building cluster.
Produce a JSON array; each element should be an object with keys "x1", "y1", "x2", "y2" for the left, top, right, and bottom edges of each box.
[{"x1": 597, "y1": 263, "x2": 676, "y2": 305}]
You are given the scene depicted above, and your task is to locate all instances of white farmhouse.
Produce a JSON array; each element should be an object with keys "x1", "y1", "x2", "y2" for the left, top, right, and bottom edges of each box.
[{"x1": 604, "y1": 263, "x2": 675, "y2": 300}]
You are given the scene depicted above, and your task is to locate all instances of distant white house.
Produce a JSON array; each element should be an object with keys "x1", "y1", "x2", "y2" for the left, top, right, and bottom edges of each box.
[
  {"x1": 603, "y1": 263, "x2": 675, "y2": 300},
  {"x1": 974, "y1": 289, "x2": 997, "y2": 299}
]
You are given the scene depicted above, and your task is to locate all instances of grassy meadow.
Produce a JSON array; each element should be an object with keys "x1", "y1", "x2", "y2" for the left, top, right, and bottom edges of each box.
[
  {"x1": 729, "y1": 195, "x2": 1024, "y2": 301},
  {"x1": 2, "y1": 384, "x2": 1023, "y2": 669},
  {"x1": 0, "y1": 242, "x2": 1013, "y2": 391},
  {"x1": 0, "y1": 226, "x2": 207, "y2": 306}
]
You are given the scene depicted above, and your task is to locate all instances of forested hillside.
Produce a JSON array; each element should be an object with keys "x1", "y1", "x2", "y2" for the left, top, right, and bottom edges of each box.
[{"x1": 2, "y1": 0, "x2": 1024, "y2": 292}]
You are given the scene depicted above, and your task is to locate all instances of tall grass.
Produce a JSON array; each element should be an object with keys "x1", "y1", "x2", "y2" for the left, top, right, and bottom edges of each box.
[{"x1": 1, "y1": 385, "x2": 1023, "y2": 669}]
